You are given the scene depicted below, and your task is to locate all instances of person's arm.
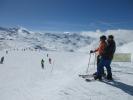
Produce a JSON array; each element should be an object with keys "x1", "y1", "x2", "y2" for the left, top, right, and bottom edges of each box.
[
  {"x1": 94, "y1": 48, "x2": 99, "y2": 52},
  {"x1": 90, "y1": 47, "x2": 99, "y2": 53}
]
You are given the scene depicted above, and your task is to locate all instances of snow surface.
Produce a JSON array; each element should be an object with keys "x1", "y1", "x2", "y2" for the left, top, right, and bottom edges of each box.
[
  {"x1": 0, "y1": 49, "x2": 133, "y2": 100},
  {"x1": 0, "y1": 27, "x2": 133, "y2": 100}
]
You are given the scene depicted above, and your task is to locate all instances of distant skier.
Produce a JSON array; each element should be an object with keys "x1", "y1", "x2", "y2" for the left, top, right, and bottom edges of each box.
[
  {"x1": 41, "y1": 59, "x2": 45, "y2": 69},
  {"x1": 0, "y1": 56, "x2": 4, "y2": 64},
  {"x1": 49, "y1": 58, "x2": 52, "y2": 64},
  {"x1": 6, "y1": 50, "x2": 8, "y2": 54},
  {"x1": 47, "y1": 54, "x2": 49, "y2": 57}
]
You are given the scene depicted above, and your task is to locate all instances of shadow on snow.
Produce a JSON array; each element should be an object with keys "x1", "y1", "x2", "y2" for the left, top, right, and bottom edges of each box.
[{"x1": 102, "y1": 80, "x2": 133, "y2": 96}]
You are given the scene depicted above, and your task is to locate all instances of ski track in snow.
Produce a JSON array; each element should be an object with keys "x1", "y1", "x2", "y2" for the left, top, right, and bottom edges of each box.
[{"x1": 0, "y1": 50, "x2": 133, "y2": 100}]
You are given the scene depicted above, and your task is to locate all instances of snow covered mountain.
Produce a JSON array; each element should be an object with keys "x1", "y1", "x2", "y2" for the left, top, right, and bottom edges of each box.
[
  {"x1": 0, "y1": 26, "x2": 133, "y2": 52},
  {"x1": 0, "y1": 26, "x2": 94, "y2": 51},
  {"x1": 0, "y1": 27, "x2": 133, "y2": 52}
]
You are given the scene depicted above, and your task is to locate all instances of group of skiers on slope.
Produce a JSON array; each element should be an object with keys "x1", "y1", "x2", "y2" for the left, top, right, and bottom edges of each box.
[
  {"x1": 90, "y1": 35, "x2": 116, "y2": 80},
  {"x1": 41, "y1": 54, "x2": 52, "y2": 69}
]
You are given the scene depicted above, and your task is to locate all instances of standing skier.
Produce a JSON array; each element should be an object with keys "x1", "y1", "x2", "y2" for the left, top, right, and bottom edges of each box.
[
  {"x1": 41, "y1": 59, "x2": 45, "y2": 69},
  {"x1": 6, "y1": 50, "x2": 8, "y2": 54},
  {"x1": 90, "y1": 35, "x2": 107, "y2": 78},
  {"x1": 0, "y1": 56, "x2": 4, "y2": 64},
  {"x1": 101, "y1": 35, "x2": 116, "y2": 80},
  {"x1": 47, "y1": 54, "x2": 49, "y2": 57},
  {"x1": 49, "y1": 58, "x2": 52, "y2": 64}
]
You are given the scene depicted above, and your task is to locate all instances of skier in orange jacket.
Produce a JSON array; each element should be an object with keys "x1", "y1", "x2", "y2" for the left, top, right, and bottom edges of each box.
[{"x1": 90, "y1": 35, "x2": 107, "y2": 78}]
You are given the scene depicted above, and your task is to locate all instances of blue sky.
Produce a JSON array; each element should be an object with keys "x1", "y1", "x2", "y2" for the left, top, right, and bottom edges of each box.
[{"x1": 0, "y1": 0, "x2": 133, "y2": 32}]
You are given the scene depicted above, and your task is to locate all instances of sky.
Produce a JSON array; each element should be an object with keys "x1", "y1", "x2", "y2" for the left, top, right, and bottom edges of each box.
[{"x1": 0, "y1": 0, "x2": 133, "y2": 32}]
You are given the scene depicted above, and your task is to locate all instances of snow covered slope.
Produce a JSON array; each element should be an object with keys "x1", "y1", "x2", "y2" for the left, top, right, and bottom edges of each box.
[{"x1": 0, "y1": 49, "x2": 133, "y2": 100}]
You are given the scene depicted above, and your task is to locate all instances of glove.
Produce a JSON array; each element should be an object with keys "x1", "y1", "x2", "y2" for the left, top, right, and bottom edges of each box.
[
  {"x1": 98, "y1": 55, "x2": 102, "y2": 59},
  {"x1": 90, "y1": 50, "x2": 94, "y2": 53}
]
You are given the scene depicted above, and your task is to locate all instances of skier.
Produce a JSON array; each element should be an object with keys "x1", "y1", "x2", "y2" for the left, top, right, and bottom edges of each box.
[
  {"x1": 49, "y1": 58, "x2": 52, "y2": 64},
  {"x1": 0, "y1": 56, "x2": 4, "y2": 64},
  {"x1": 47, "y1": 54, "x2": 49, "y2": 57},
  {"x1": 90, "y1": 35, "x2": 107, "y2": 78},
  {"x1": 6, "y1": 50, "x2": 8, "y2": 54},
  {"x1": 101, "y1": 35, "x2": 116, "y2": 80},
  {"x1": 41, "y1": 59, "x2": 45, "y2": 69}
]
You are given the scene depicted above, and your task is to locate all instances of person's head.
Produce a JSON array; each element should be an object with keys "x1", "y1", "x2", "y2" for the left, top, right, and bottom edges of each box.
[
  {"x1": 108, "y1": 35, "x2": 114, "y2": 41},
  {"x1": 100, "y1": 35, "x2": 106, "y2": 42}
]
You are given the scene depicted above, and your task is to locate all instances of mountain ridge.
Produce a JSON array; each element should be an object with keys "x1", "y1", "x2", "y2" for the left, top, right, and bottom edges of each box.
[{"x1": 1, "y1": 26, "x2": 133, "y2": 52}]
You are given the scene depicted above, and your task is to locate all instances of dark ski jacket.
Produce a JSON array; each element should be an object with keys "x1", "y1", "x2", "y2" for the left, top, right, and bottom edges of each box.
[
  {"x1": 41, "y1": 59, "x2": 44, "y2": 64},
  {"x1": 102, "y1": 40, "x2": 116, "y2": 60}
]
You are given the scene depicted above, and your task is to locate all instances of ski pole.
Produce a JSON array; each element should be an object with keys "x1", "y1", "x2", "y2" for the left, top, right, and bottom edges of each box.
[
  {"x1": 86, "y1": 53, "x2": 91, "y2": 74},
  {"x1": 51, "y1": 60, "x2": 54, "y2": 72},
  {"x1": 51, "y1": 64, "x2": 53, "y2": 72},
  {"x1": 94, "y1": 53, "x2": 96, "y2": 69}
]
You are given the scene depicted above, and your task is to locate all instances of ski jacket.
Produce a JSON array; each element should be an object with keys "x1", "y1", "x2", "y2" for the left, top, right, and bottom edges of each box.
[
  {"x1": 41, "y1": 59, "x2": 44, "y2": 64},
  {"x1": 94, "y1": 41, "x2": 107, "y2": 56},
  {"x1": 103, "y1": 40, "x2": 116, "y2": 60}
]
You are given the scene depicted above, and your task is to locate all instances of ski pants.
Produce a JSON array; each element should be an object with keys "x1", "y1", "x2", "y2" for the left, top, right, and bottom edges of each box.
[
  {"x1": 97, "y1": 55, "x2": 104, "y2": 75},
  {"x1": 97, "y1": 58, "x2": 112, "y2": 78},
  {"x1": 42, "y1": 63, "x2": 44, "y2": 69}
]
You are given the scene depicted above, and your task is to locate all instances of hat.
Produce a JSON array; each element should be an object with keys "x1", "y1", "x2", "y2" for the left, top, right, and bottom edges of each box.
[
  {"x1": 108, "y1": 35, "x2": 114, "y2": 39},
  {"x1": 100, "y1": 35, "x2": 106, "y2": 40}
]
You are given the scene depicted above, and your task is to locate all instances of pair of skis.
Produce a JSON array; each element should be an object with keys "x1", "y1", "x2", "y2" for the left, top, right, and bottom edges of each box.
[
  {"x1": 79, "y1": 74, "x2": 95, "y2": 82},
  {"x1": 79, "y1": 74, "x2": 114, "y2": 82}
]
